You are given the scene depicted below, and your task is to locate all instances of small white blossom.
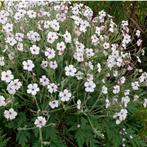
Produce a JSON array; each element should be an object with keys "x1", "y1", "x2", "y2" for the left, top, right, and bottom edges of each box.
[
  {"x1": 47, "y1": 32, "x2": 58, "y2": 44},
  {"x1": 27, "y1": 83, "x2": 40, "y2": 96},
  {"x1": 84, "y1": 80, "x2": 96, "y2": 92},
  {"x1": 113, "y1": 109, "x2": 128, "y2": 125},
  {"x1": 65, "y1": 65, "x2": 77, "y2": 77},
  {"x1": 131, "y1": 81, "x2": 139, "y2": 90},
  {"x1": 4, "y1": 108, "x2": 17, "y2": 120},
  {"x1": 59, "y1": 89, "x2": 71, "y2": 102},
  {"x1": 1, "y1": 70, "x2": 14, "y2": 83},
  {"x1": 49, "y1": 61, "x2": 58, "y2": 70},
  {"x1": 30, "y1": 45, "x2": 40, "y2": 55},
  {"x1": 7, "y1": 79, "x2": 22, "y2": 94},
  {"x1": 34, "y1": 116, "x2": 47, "y2": 128},
  {"x1": 57, "y1": 41, "x2": 66, "y2": 53},
  {"x1": 102, "y1": 85, "x2": 108, "y2": 94},
  {"x1": 45, "y1": 48, "x2": 55, "y2": 59},
  {"x1": 0, "y1": 96, "x2": 6, "y2": 107},
  {"x1": 22, "y1": 60, "x2": 35, "y2": 72},
  {"x1": 41, "y1": 60, "x2": 48, "y2": 68},
  {"x1": 50, "y1": 19, "x2": 60, "y2": 31},
  {"x1": 49, "y1": 100, "x2": 59, "y2": 109},
  {"x1": 63, "y1": 30, "x2": 71, "y2": 43},
  {"x1": 39, "y1": 75, "x2": 49, "y2": 86},
  {"x1": 47, "y1": 83, "x2": 58, "y2": 93},
  {"x1": 121, "y1": 96, "x2": 130, "y2": 107},
  {"x1": 113, "y1": 85, "x2": 120, "y2": 94},
  {"x1": 105, "y1": 99, "x2": 110, "y2": 108}
]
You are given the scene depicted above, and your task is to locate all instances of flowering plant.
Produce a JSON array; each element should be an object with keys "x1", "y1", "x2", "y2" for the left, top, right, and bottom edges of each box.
[{"x1": 0, "y1": 1, "x2": 146, "y2": 147}]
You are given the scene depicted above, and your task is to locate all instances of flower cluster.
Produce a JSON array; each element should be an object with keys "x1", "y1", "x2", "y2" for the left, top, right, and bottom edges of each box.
[{"x1": 0, "y1": 1, "x2": 146, "y2": 146}]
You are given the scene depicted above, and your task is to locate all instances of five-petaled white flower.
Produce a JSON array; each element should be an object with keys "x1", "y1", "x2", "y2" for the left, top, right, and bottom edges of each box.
[
  {"x1": 65, "y1": 65, "x2": 77, "y2": 77},
  {"x1": 1, "y1": 70, "x2": 14, "y2": 83},
  {"x1": 4, "y1": 108, "x2": 17, "y2": 120},
  {"x1": 39, "y1": 75, "x2": 49, "y2": 86},
  {"x1": 84, "y1": 80, "x2": 96, "y2": 92},
  {"x1": 7, "y1": 79, "x2": 22, "y2": 94},
  {"x1": 22, "y1": 60, "x2": 35, "y2": 71},
  {"x1": 45, "y1": 48, "x2": 55, "y2": 59},
  {"x1": 47, "y1": 83, "x2": 58, "y2": 93},
  {"x1": 59, "y1": 89, "x2": 71, "y2": 102},
  {"x1": 30, "y1": 45, "x2": 40, "y2": 55},
  {"x1": 49, "y1": 100, "x2": 59, "y2": 109},
  {"x1": 34, "y1": 116, "x2": 47, "y2": 128},
  {"x1": 27, "y1": 83, "x2": 40, "y2": 96}
]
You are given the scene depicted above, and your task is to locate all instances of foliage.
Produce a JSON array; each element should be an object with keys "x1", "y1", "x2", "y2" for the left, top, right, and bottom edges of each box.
[{"x1": 0, "y1": 1, "x2": 146, "y2": 147}]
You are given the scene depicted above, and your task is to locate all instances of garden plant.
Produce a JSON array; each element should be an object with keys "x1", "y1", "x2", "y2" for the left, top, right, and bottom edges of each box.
[{"x1": 0, "y1": 1, "x2": 147, "y2": 147}]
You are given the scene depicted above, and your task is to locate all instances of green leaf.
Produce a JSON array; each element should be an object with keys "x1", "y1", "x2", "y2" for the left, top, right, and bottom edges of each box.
[
  {"x1": 16, "y1": 131, "x2": 30, "y2": 146},
  {"x1": 0, "y1": 129, "x2": 9, "y2": 147}
]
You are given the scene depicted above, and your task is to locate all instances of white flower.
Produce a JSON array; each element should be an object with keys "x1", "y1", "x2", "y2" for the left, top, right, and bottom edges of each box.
[
  {"x1": 124, "y1": 89, "x2": 130, "y2": 96},
  {"x1": 84, "y1": 80, "x2": 96, "y2": 92},
  {"x1": 59, "y1": 89, "x2": 72, "y2": 102},
  {"x1": 105, "y1": 99, "x2": 110, "y2": 108},
  {"x1": 41, "y1": 60, "x2": 48, "y2": 68},
  {"x1": 7, "y1": 79, "x2": 22, "y2": 94},
  {"x1": 47, "y1": 83, "x2": 58, "y2": 93},
  {"x1": 63, "y1": 30, "x2": 71, "y2": 43},
  {"x1": 103, "y1": 42, "x2": 110, "y2": 49},
  {"x1": 121, "y1": 96, "x2": 130, "y2": 107},
  {"x1": 113, "y1": 109, "x2": 128, "y2": 125},
  {"x1": 49, "y1": 61, "x2": 58, "y2": 70},
  {"x1": 4, "y1": 108, "x2": 17, "y2": 120},
  {"x1": 137, "y1": 39, "x2": 142, "y2": 47},
  {"x1": 17, "y1": 42, "x2": 24, "y2": 51},
  {"x1": 0, "y1": 96, "x2": 6, "y2": 107},
  {"x1": 131, "y1": 81, "x2": 139, "y2": 90},
  {"x1": 77, "y1": 99, "x2": 81, "y2": 110},
  {"x1": 15, "y1": 33, "x2": 24, "y2": 42},
  {"x1": 50, "y1": 19, "x2": 60, "y2": 31},
  {"x1": 0, "y1": 57, "x2": 5, "y2": 66},
  {"x1": 22, "y1": 60, "x2": 35, "y2": 71},
  {"x1": 1, "y1": 70, "x2": 14, "y2": 83},
  {"x1": 27, "y1": 83, "x2": 40, "y2": 96},
  {"x1": 30, "y1": 45, "x2": 40, "y2": 55},
  {"x1": 113, "y1": 85, "x2": 120, "y2": 94},
  {"x1": 34, "y1": 116, "x2": 47, "y2": 128},
  {"x1": 45, "y1": 48, "x2": 55, "y2": 59},
  {"x1": 73, "y1": 52, "x2": 84, "y2": 62},
  {"x1": 39, "y1": 75, "x2": 49, "y2": 86},
  {"x1": 101, "y1": 85, "x2": 108, "y2": 94},
  {"x1": 49, "y1": 100, "x2": 59, "y2": 109},
  {"x1": 27, "y1": 31, "x2": 40, "y2": 42},
  {"x1": 3, "y1": 23, "x2": 13, "y2": 32},
  {"x1": 6, "y1": 36, "x2": 17, "y2": 46},
  {"x1": 65, "y1": 65, "x2": 77, "y2": 77},
  {"x1": 136, "y1": 30, "x2": 140, "y2": 38},
  {"x1": 118, "y1": 76, "x2": 126, "y2": 84},
  {"x1": 134, "y1": 94, "x2": 139, "y2": 101},
  {"x1": 85, "y1": 48, "x2": 94, "y2": 58},
  {"x1": 57, "y1": 41, "x2": 66, "y2": 52},
  {"x1": 27, "y1": 10, "x2": 36, "y2": 18},
  {"x1": 143, "y1": 99, "x2": 147, "y2": 108},
  {"x1": 47, "y1": 32, "x2": 58, "y2": 43},
  {"x1": 76, "y1": 71, "x2": 84, "y2": 80}
]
